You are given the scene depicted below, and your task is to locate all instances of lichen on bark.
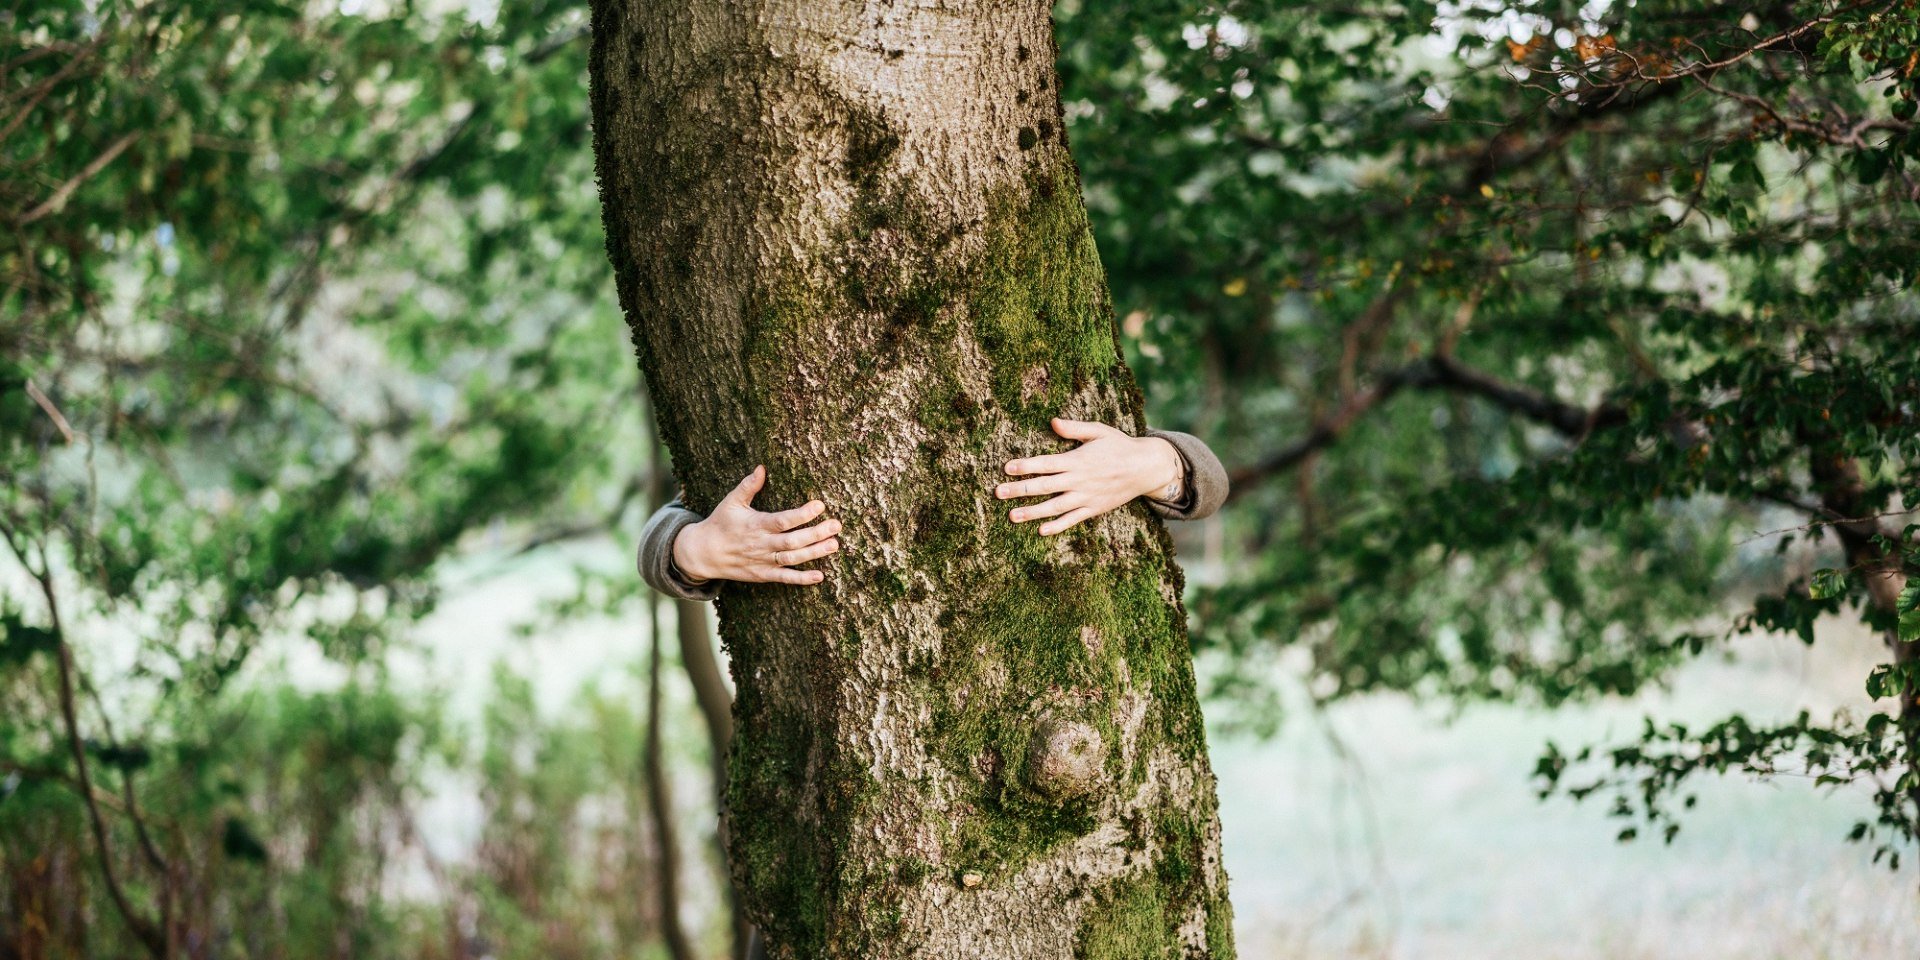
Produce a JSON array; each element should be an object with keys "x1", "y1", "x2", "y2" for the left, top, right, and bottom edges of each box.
[{"x1": 589, "y1": 2, "x2": 1234, "y2": 956}]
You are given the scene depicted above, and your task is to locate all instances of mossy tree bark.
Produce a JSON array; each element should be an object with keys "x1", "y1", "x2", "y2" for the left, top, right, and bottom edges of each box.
[{"x1": 589, "y1": 3, "x2": 1235, "y2": 957}]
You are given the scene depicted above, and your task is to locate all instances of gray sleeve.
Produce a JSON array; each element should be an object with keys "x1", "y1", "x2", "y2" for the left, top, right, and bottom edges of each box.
[
  {"x1": 1142, "y1": 428, "x2": 1229, "y2": 522},
  {"x1": 638, "y1": 498, "x2": 722, "y2": 602}
]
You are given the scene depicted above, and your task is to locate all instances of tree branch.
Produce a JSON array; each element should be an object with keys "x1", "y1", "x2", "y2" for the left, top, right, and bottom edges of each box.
[
  {"x1": 1228, "y1": 354, "x2": 1626, "y2": 494},
  {"x1": 17, "y1": 132, "x2": 139, "y2": 226},
  {"x1": 638, "y1": 384, "x2": 696, "y2": 960},
  {"x1": 28, "y1": 541, "x2": 167, "y2": 957}
]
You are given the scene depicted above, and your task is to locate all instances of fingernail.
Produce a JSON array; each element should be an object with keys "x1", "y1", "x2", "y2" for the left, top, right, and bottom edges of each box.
[{"x1": 1010, "y1": 510, "x2": 1024, "y2": 522}]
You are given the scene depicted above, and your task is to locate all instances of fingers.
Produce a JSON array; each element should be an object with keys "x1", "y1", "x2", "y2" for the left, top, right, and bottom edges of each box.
[
  {"x1": 773, "y1": 536, "x2": 840, "y2": 568},
  {"x1": 1051, "y1": 417, "x2": 1115, "y2": 442},
  {"x1": 1005, "y1": 452, "x2": 1070, "y2": 476},
  {"x1": 725, "y1": 465, "x2": 767, "y2": 506},
  {"x1": 1039, "y1": 507, "x2": 1096, "y2": 536},
  {"x1": 758, "y1": 533, "x2": 838, "y2": 583},
  {"x1": 995, "y1": 473, "x2": 1074, "y2": 501},
  {"x1": 1009, "y1": 494, "x2": 1078, "y2": 524},
  {"x1": 774, "y1": 518, "x2": 842, "y2": 551},
  {"x1": 766, "y1": 498, "x2": 827, "y2": 531},
  {"x1": 761, "y1": 567, "x2": 826, "y2": 586}
]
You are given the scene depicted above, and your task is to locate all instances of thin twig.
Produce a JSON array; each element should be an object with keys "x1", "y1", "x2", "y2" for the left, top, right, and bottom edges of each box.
[
  {"x1": 23, "y1": 379, "x2": 75, "y2": 444},
  {"x1": 1737, "y1": 506, "x2": 1917, "y2": 545},
  {"x1": 18, "y1": 132, "x2": 139, "y2": 225}
]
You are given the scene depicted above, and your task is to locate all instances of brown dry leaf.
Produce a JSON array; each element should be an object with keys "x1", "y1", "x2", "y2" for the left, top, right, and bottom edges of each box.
[
  {"x1": 1574, "y1": 34, "x2": 1616, "y2": 60},
  {"x1": 1507, "y1": 37, "x2": 1544, "y2": 62}
]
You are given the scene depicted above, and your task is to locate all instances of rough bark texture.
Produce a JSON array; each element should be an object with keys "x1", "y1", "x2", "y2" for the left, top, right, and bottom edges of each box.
[{"x1": 589, "y1": 3, "x2": 1235, "y2": 957}]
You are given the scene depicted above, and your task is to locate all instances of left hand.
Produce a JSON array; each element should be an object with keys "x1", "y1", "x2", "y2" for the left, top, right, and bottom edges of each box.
[{"x1": 996, "y1": 418, "x2": 1185, "y2": 536}]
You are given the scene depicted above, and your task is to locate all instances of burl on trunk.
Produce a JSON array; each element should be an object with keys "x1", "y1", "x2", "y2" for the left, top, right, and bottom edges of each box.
[{"x1": 589, "y1": 3, "x2": 1235, "y2": 957}]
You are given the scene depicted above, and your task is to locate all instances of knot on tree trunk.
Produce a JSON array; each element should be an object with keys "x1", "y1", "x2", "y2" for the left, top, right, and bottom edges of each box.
[{"x1": 1025, "y1": 718, "x2": 1104, "y2": 800}]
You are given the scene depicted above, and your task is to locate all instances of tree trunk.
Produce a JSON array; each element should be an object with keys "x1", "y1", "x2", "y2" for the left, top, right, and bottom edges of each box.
[{"x1": 589, "y1": 3, "x2": 1236, "y2": 957}]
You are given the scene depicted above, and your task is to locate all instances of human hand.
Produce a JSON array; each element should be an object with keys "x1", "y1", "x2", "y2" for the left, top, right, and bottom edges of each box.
[
  {"x1": 995, "y1": 418, "x2": 1185, "y2": 536},
  {"x1": 672, "y1": 466, "x2": 842, "y2": 585}
]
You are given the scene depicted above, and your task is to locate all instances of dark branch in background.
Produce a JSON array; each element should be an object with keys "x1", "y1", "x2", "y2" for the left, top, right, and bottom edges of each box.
[
  {"x1": 638, "y1": 389, "x2": 696, "y2": 960},
  {"x1": 16, "y1": 132, "x2": 139, "y2": 225},
  {"x1": 15, "y1": 534, "x2": 168, "y2": 958},
  {"x1": 80, "y1": 678, "x2": 172, "y2": 880},
  {"x1": 643, "y1": 587, "x2": 696, "y2": 960},
  {"x1": 1227, "y1": 352, "x2": 1626, "y2": 495},
  {"x1": 676, "y1": 597, "x2": 750, "y2": 960},
  {"x1": 1456, "y1": 82, "x2": 1685, "y2": 200},
  {"x1": 1427, "y1": 354, "x2": 1624, "y2": 437},
  {"x1": 1605, "y1": 0, "x2": 1878, "y2": 85}
]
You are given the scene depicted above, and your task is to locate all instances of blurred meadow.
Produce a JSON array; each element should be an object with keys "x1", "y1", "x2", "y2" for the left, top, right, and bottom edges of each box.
[{"x1": 5, "y1": 0, "x2": 1918, "y2": 957}]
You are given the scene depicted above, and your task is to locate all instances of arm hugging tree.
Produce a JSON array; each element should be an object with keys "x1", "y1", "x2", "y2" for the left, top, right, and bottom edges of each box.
[{"x1": 588, "y1": 3, "x2": 1235, "y2": 958}]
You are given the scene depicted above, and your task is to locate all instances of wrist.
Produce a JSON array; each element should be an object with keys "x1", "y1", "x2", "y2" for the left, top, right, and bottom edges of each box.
[
  {"x1": 672, "y1": 521, "x2": 715, "y2": 583},
  {"x1": 1139, "y1": 436, "x2": 1186, "y2": 501}
]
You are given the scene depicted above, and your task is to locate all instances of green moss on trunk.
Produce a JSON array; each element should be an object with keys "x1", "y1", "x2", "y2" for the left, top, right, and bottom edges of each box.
[{"x1": 592, "y1": 7, "x2": 1231, "y2": 952}]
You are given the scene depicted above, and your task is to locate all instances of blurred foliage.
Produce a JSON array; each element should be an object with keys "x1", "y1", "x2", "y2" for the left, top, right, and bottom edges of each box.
[
  {"x1": 0, "y1": 0, "x2": 699, "y2": 955},
  {"x1": 1057, "y1": 0, "x2": 1919, "y2": 864},
  {"x1": 2, "y1": 0, "x2": 1918, "y2": 955}
]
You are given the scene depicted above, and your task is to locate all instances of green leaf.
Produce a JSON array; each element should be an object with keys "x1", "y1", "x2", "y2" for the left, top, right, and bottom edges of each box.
[
  {"x1": 1865, "y1": 664, "x2": 1895, "y2": 700},
  {"x1": 1808, "y1": 568, "x2": 1848, "y2": 600},
  {"x1": 1898, "y1": 583, "x2": 1920, "y2": 642}
]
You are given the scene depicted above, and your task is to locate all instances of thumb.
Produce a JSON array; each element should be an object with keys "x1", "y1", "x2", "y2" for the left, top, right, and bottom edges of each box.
[
  {"x1": 1052, "y1": 417, "x2": 1114, "y2": 443},
  {"x1": 725, "y1": 465, "x2": 767, "y2": 507}
]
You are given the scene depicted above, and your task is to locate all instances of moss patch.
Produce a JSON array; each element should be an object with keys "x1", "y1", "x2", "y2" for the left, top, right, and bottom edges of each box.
[
  {"x1": 921, "y1": 536, "x2": 1207, "y2": 878},
  {"x1": 727, "y1": 698, "x2": 832, "y2": 956},
  {"x1": 970, "y1": 166, "x2": 1125, "y2": 431},
  {"x1": 1075, "y1": 875, "x2": 1177, "y2": 960},
  {"x1": 1205, "y1": 895, "x2": 1237, "y2": 959}
]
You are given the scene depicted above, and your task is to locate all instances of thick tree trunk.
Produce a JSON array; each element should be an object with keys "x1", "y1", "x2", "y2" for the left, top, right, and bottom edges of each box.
[{"x1": 589, "y1": 3, "x2": 1235, "y2": 957}]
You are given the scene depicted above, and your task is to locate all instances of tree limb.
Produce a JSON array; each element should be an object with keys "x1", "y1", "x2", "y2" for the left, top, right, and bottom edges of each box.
[
  {"x1": 1228, "y1": 354, "x2": 1626, "y2": 494},
  {"x1": 17, "y1": 132, "x2": 138, "y2": 226},
  {"x1": 30, "y1": 542, "x2": 167, "y2": 958},
  {"x1": 638, "y1": 385, "x2": 696, "y2": 960}
]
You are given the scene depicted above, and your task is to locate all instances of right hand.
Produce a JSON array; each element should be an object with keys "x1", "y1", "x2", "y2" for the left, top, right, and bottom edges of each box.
[{"x1": 671, "y1": 465, "x2": 842, "y2": 585}]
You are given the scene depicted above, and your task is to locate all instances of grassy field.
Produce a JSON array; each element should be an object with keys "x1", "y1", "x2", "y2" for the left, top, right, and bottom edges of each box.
[{"x1": 1212, "y1": 620, "x2": 1919, "y2": 959}]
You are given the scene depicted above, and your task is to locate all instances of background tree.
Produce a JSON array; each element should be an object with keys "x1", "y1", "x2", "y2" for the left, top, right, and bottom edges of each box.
[
  {"x1": 587, "y1": 1, "x2": 1234, "y2": 957},
  {"x1": 2, "y1": 2, "x2": 732, "y2": 955},
  {"x1": 1056, "y1": 0, "x2": 1919, "y2": 860}
]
